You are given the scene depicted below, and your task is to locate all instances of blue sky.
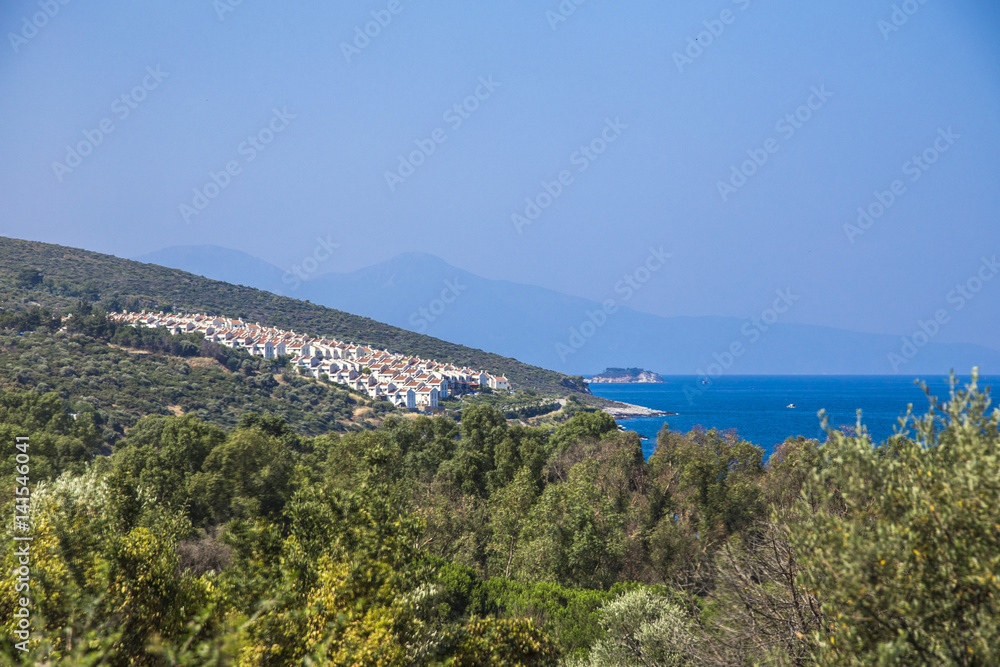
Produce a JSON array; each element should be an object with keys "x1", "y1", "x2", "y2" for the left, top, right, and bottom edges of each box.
[{"x1": 1, "y1": 0, "x2": 998, "y2": 351}]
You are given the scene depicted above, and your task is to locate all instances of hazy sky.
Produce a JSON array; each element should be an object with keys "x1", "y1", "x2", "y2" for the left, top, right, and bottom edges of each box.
[{"x1": 2, "y1": 1, "x2": 998, "y2": 350}]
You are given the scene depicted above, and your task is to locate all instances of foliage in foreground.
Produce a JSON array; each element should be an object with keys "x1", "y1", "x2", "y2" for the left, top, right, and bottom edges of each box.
[
  {"x1": 0, "y1": 371, "x2": 997, "y2": 665},
  {"x1": 793, "y1": 374, "x2": 1000, "y2": 664}
]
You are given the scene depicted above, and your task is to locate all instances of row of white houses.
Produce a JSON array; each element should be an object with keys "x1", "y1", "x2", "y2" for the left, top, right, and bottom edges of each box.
[{"x1": 108, "y1": 311, "x2": 511, "y2": 409}]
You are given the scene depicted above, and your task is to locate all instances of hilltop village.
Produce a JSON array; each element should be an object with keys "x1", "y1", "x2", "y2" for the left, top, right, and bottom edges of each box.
[{"x1": 108, "y1": 311, "x2": 510, "y2": 410}]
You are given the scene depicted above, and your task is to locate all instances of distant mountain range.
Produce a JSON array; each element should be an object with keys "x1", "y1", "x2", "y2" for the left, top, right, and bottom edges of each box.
[{"x1": 133, "y1": 245, "x2": 1000, "y2": 376}]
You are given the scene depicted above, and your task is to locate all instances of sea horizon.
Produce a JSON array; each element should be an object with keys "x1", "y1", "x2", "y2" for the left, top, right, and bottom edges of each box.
[{"x1": 588, "y1": 373, "x2": 999, "y2": 459}]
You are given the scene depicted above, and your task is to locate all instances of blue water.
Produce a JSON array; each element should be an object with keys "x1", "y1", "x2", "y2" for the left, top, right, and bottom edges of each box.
[{"x1": 589, "y1": 375, "x2": 999, "y2": 459}]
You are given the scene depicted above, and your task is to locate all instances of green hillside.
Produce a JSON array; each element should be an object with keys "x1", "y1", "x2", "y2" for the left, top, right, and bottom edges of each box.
[
  {"x1": 0, "y1": 325, "x2": 385, "y2": 446},
  {"x1": 0, "y1": 237, "x2": 590, "y2": 396}
]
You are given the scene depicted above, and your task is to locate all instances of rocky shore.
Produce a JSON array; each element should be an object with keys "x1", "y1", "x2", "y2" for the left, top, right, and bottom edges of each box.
[{"x1": 602, "y1": 402, "x2": 675, "y2": 419}]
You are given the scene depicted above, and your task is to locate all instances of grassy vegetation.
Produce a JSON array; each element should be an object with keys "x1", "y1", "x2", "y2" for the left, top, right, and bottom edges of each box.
[
  {"x1": 458, "y1": 389, "x2": 563, "y2": 419},
  {"x1": 0, "y1": 316, "x2": 391, "y2": 445}
]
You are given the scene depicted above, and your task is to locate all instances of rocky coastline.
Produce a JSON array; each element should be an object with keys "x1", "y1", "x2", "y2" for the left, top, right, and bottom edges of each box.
[{"x1": 601, "y1": 401, "x2": 675, "y2": 419}]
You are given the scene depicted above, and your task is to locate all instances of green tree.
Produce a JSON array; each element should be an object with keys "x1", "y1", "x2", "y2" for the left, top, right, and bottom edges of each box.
[
  {"x1": 15, "y1": 267, "x2": 43, "y2": 287},
  {"x1": 793, "y1": 371, "x2": 1000, "y2": 664},
  {"x1": 460, "y1": 402, "x2": 507, "y2": 445},
  {"x1": 486, "y1": 467, "x2": 539, "y2": 578},
  {"x1": 444, "y1": 616, "x2": 559, "y2": 666},
  {"x1": 515, "y1": 454, "x2": 629, "y2": 588},
  {"x1": 108, "y1": 415, "x2": 226, "y2": 526},
  {"x1": 549, "y1": 410, "x2": 617, "y2": 453},
  {"x1": 476, "y1": 578, "x2": 623, "y2": 659},
  {"x1": 763, "y1": 435, "x2": 822, "y2": 511},
  {"x1": 189, "y1": 427, "x2": 294, "y2": 523},
  {"x1": 570, "y1": 589, "x2": 695, "y2": 667},
  {"x1": 646, "y1": 425, "x2": 766, "y2": 590}
]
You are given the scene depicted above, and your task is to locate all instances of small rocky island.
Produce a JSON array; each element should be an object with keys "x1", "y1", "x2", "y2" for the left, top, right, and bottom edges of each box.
[{"x1": 588, "y1": 367, "x2": 664, "y2": 383}]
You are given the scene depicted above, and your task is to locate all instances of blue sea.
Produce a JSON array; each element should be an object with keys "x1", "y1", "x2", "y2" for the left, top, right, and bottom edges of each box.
[{"x1": 588, "y1": 375, "x2": 999, "y2": 459}]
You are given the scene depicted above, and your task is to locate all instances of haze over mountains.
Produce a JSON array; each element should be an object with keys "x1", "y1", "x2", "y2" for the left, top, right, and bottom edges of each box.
[{"x1": 134, "y1": 245, "x2": 1000, "y2": 376}]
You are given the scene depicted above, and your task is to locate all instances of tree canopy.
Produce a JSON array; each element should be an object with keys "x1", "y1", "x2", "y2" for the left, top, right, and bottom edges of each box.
[{"x1": 1, "y1": 371, "x2": 998, "y2": 665}]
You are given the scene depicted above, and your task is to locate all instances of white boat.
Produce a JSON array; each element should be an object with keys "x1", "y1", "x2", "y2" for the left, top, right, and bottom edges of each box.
[{"x1": 786, "y1": 403, "x2": 796, "y2": 408}]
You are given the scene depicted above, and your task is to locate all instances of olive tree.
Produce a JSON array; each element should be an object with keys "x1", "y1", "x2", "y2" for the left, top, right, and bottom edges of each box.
[{"x1": 792, "y1": 371, "x2": 1000, "y2": 664}]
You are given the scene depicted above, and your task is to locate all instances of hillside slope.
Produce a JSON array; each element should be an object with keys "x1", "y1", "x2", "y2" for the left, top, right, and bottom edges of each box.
[
  {"x1": 0, "y1": 327, "x2": 381, "y2": 444},
  {"x1": 0, "y1": 237, "x2": 588, "y2": 396}
]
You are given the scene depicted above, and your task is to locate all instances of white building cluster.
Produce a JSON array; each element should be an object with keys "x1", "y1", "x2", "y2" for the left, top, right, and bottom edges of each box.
[{"x1": 109, "y1": 311, "x2": 510, "y2": 409}]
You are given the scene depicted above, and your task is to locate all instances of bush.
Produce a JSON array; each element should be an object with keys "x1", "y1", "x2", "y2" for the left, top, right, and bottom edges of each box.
[{"x1": 793, "y1": 371, "x2": 1000, "y2": 664}]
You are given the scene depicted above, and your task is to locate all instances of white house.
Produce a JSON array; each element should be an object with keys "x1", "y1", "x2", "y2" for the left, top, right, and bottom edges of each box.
[
  {"x1": 415, "y1": 387, "x2": 439, "y2": 408},
  {"x1": 110, "y1": 310, "x2": 510, "y2": 405},
  {"x1": 488, "y1": 375, "x2": 510, "y2": 391}
]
